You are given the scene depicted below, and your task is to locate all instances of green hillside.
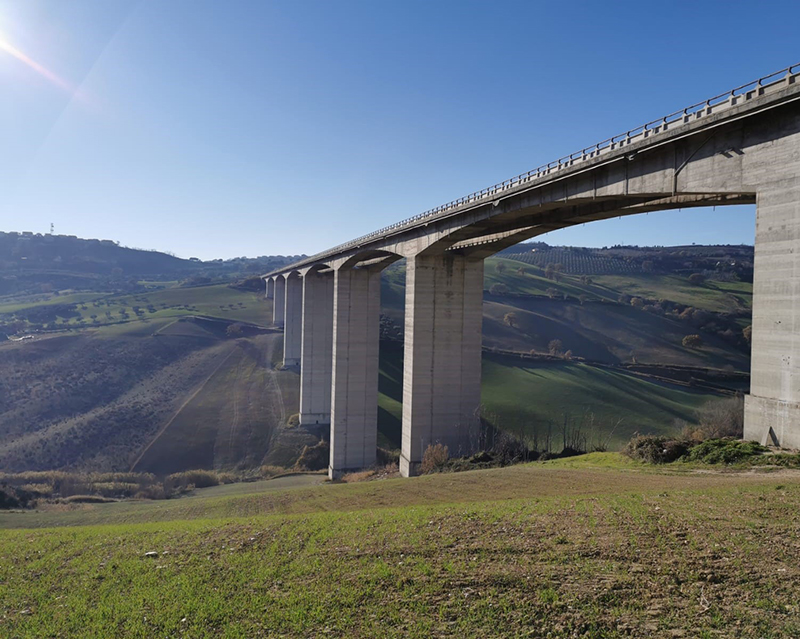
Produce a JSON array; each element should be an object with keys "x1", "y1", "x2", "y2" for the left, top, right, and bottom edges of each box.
[
  {"x1": 0, "y1": 243, "x2": 752, "y2": 475},
  {"x1": 0, "y1": 283, "x2": 271, "y2": 333},
  {"x1": 377, "y1": 342, "x2": 725, "y2": 451},
  {"x1": 484, "y1": 256, "x2": 752, "y2": 314}
]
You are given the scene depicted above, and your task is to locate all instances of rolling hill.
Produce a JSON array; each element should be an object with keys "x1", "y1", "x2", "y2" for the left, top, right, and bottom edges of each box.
[{"x1": 0, "y1": 238, "x2": 753, "y2": 474}]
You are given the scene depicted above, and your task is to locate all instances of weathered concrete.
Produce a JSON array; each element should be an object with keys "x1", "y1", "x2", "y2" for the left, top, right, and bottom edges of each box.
[
  {"x1": 283, "y1": 272, "x2": 303, "y2": 367},
  {"x1": 400, "y1": 254, "x2": 484, "y2": 476},
  {"x1": 272, "y1": 276, "x2": 285, "y2": 327},
  {"x1": 299, "y1": 270, "x2": 334, "y2": 425},
  {"x1": 329, "y1": 265, "x2": 382, "y2": 478}
]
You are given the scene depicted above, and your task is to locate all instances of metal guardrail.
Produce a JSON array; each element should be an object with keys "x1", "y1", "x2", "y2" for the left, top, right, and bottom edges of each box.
[{"x1": 277, "y1": 63, "x2": 800, "y2": 272}]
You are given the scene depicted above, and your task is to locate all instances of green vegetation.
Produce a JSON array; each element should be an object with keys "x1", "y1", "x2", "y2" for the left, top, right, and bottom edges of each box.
[
  {"x1": 1, "y1": 464, "x2": 798, "y2": 637},
  {"x1": 484, "y1": 257, "x2": 752, "y2": 314},
  {"x1": 0, "y1": 240, "x2": 753, "y2": 477},
  {"x1": 480, "y1": 354, "x2": 717, "y2": 448},
  {"x1": 376, "y1": 342, "x2": 729, "y2": 452},
  {"x1": 685, "y1": 438, "x2": 769, "y2": 464}
]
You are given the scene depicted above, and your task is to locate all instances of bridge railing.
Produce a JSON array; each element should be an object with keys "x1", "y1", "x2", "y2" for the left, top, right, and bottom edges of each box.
[{"x1": 296, "y1": 63, "x2": 800, "y2": 266}]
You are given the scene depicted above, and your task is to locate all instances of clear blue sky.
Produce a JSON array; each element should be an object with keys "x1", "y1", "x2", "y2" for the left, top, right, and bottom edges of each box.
[{"x1": 1, "y1": 1, "x2": 796, "y2": 260}]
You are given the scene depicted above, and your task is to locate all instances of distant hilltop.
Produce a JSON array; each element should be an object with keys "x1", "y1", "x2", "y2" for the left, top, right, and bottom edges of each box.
[{"x1": 0, "y1": 231, "x2": 303, "y2": 297}]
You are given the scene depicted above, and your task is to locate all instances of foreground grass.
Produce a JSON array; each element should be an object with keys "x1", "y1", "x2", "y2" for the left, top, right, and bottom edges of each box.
[{"x1": 2, "y1": 464, "x2": 800, "y2": 637}]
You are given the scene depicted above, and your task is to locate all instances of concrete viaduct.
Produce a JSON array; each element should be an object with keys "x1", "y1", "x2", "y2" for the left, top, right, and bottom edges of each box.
[{"x1": 264, "y1": 64, "x2": 800, "y2": 478}]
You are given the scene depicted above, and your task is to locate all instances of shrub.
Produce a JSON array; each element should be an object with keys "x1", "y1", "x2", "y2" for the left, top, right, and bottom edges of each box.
[
  {"x1": 682, "y1": 334, "x2": 703, "y2": 349},
  {"x1": 491, "y1": 430, "x2": 530, "y2": 465},
  {"x1": 420, "y1": 443, "x2": 449, "y2": 474},
  {"x1": 686, "y1": 438, "x2": 768, "y2": 464},
  {"x1": 63, "y1": 495, "x2": 115, "y2": 504},
  {"x1": 341, "y1": 470, "x2": 375, "y2": 483},
  {"x1": 164, "y1": 470, "x2": 220, "y2": 494},
  {"x1": 0, "y1": 487, "x2": 22, "y2": 509},
  {"x1": 295, "y1": 440, "x2": 330, "y2": 471},
  {"x1": 376, "y1": 447, "x2": 400, "y2": 466},
  {"x1": 134, "y1": 484, "x2": 166, "y2": 500},
  {"x1": 696, "y1": 396, "x2": 744, "y2": 439},
  {"x1": 489, "y1": 283, "x2": 509, "y2": 295},
  {"x1": 623, "y1": 435, "x2": 692, "y2": 464},
  {"x1": 688, "y1": 273, "x2": 706, "y2": 285},
  {"x1": 260, "y1": 465, "x2": 285, "y2": 479}
]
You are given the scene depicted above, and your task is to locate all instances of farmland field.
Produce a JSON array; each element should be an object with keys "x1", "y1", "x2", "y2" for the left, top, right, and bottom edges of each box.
[
  {"x1": 376, "y1": 342, "x2": 726, "y2": 451},
  {"x1": 1, "y1": 460, "x2": 798, "y2": 638}
]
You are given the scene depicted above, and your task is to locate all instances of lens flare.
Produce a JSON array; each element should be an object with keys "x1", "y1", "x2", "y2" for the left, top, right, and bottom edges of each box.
[{"x1": 0, "y1": 37, "x2": 73, "y2": 92}]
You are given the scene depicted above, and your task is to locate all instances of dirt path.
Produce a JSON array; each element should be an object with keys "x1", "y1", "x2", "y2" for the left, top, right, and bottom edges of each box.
[{"x1": 129, "y1": 344, "x2": 238, "y2": 472}]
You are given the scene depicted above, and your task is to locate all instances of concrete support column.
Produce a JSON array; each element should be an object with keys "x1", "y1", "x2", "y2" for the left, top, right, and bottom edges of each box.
[
  {"x1": 300, "y1": 270, "x2": 334, "y2": 425},
  {"x1": 266, "y1": 277, "x2": 275, "y2": 299},
  {"x1": 273, "y1": 276, "x2": 285, "y2": 327},
  {"x1": 329, "y1": 265, "x2": 381, "y2": 478},
  {"x1": 400, "y1": 254, "x2": 484, "y2": 477},
  {"x1": 283, "y1": 272, "x2": 303, "y2": 367},
  {"x1": 745, "y1": 181, "x2": 800, "y2": 448}
]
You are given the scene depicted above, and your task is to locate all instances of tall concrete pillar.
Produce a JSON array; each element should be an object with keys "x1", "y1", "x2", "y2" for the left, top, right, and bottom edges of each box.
[
  {"x1": 300, "y1": 270, "x2": 334, "y2": 425},
  {"x1": 266, "y1": 277, "x2": 275, "y2": 299},
  {"x1": 745, "y1": 180, "x2": 800, "y2": 447},
  {"x1": 283, "y1": 272, "x2": 303, "y2": 367},
  {"x1": 329, "y1": 265, "x2": 381, "y2": 478},
  {"x1": 400, "y1": 254, "x2": 484, "y2": 477},
  {"x1": 273, "y1": 276, "x2": 285, "y2": 327}
]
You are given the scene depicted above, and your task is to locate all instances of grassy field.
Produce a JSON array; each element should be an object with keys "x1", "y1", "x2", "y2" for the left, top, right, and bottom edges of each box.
[
  {"x1": 1, "y1": 284, "x2": 272, "y2": 332},
  {"x1": 481, "y1": 354, "x2": 716, "y2": 446},
  {"x1": 131, "y1": 333, "x2": 292, "y2": 474},
  {"x1": 484, "y1": 256, "x2": 752, "y2": 314},
  {"x1": 377, "y1": 342, "x2": 723, "y2": 450},
  {"x1": 1, "y1": 461, "x2": 799, "y2": 637},
  {"x1": 0, "y1": 290, "x2": 113, "y2": 314}
]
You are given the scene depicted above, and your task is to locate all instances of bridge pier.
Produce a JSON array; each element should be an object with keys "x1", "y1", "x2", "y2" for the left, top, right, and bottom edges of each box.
[
  {"x1": 283, "y1": 272, "x2": 303, "y2": 367},
  {"x1": 266, "y1": 277, "x2": 275, "y2": 299},
  {"x1": 400, "y1": 254, "x2": 484, "y2": 477},
  {"x1": 272, "y1": 276, "x2": 285, "y2": 327},
  {"x1": 745, "y1": 179, "x2": 800, "y2": 448},
  {"x1": 329, "y1": 265, "x2": 382, "y2": 479},
  {"x1": 299, "y1": 270, "x2": 334, "y2": 426}
]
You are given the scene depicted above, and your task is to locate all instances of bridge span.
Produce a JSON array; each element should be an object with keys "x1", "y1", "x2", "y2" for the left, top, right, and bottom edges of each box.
[{"x1": 264, "y1": 63, "x2": 800, "y2": 478}]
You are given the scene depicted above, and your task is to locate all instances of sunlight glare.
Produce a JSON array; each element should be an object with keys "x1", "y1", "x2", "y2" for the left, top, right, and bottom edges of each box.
[{"x1": 0, "y1": 35, "x2": 73, "y2": 93}]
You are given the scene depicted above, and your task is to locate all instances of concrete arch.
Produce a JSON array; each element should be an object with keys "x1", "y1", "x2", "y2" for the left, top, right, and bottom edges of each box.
[
  {"x1": 336, "y1": 249, "x2": 403, "y2": 271},
  {"x1": 433, "y1": 191, "x2": 755, "y2": 259}
]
